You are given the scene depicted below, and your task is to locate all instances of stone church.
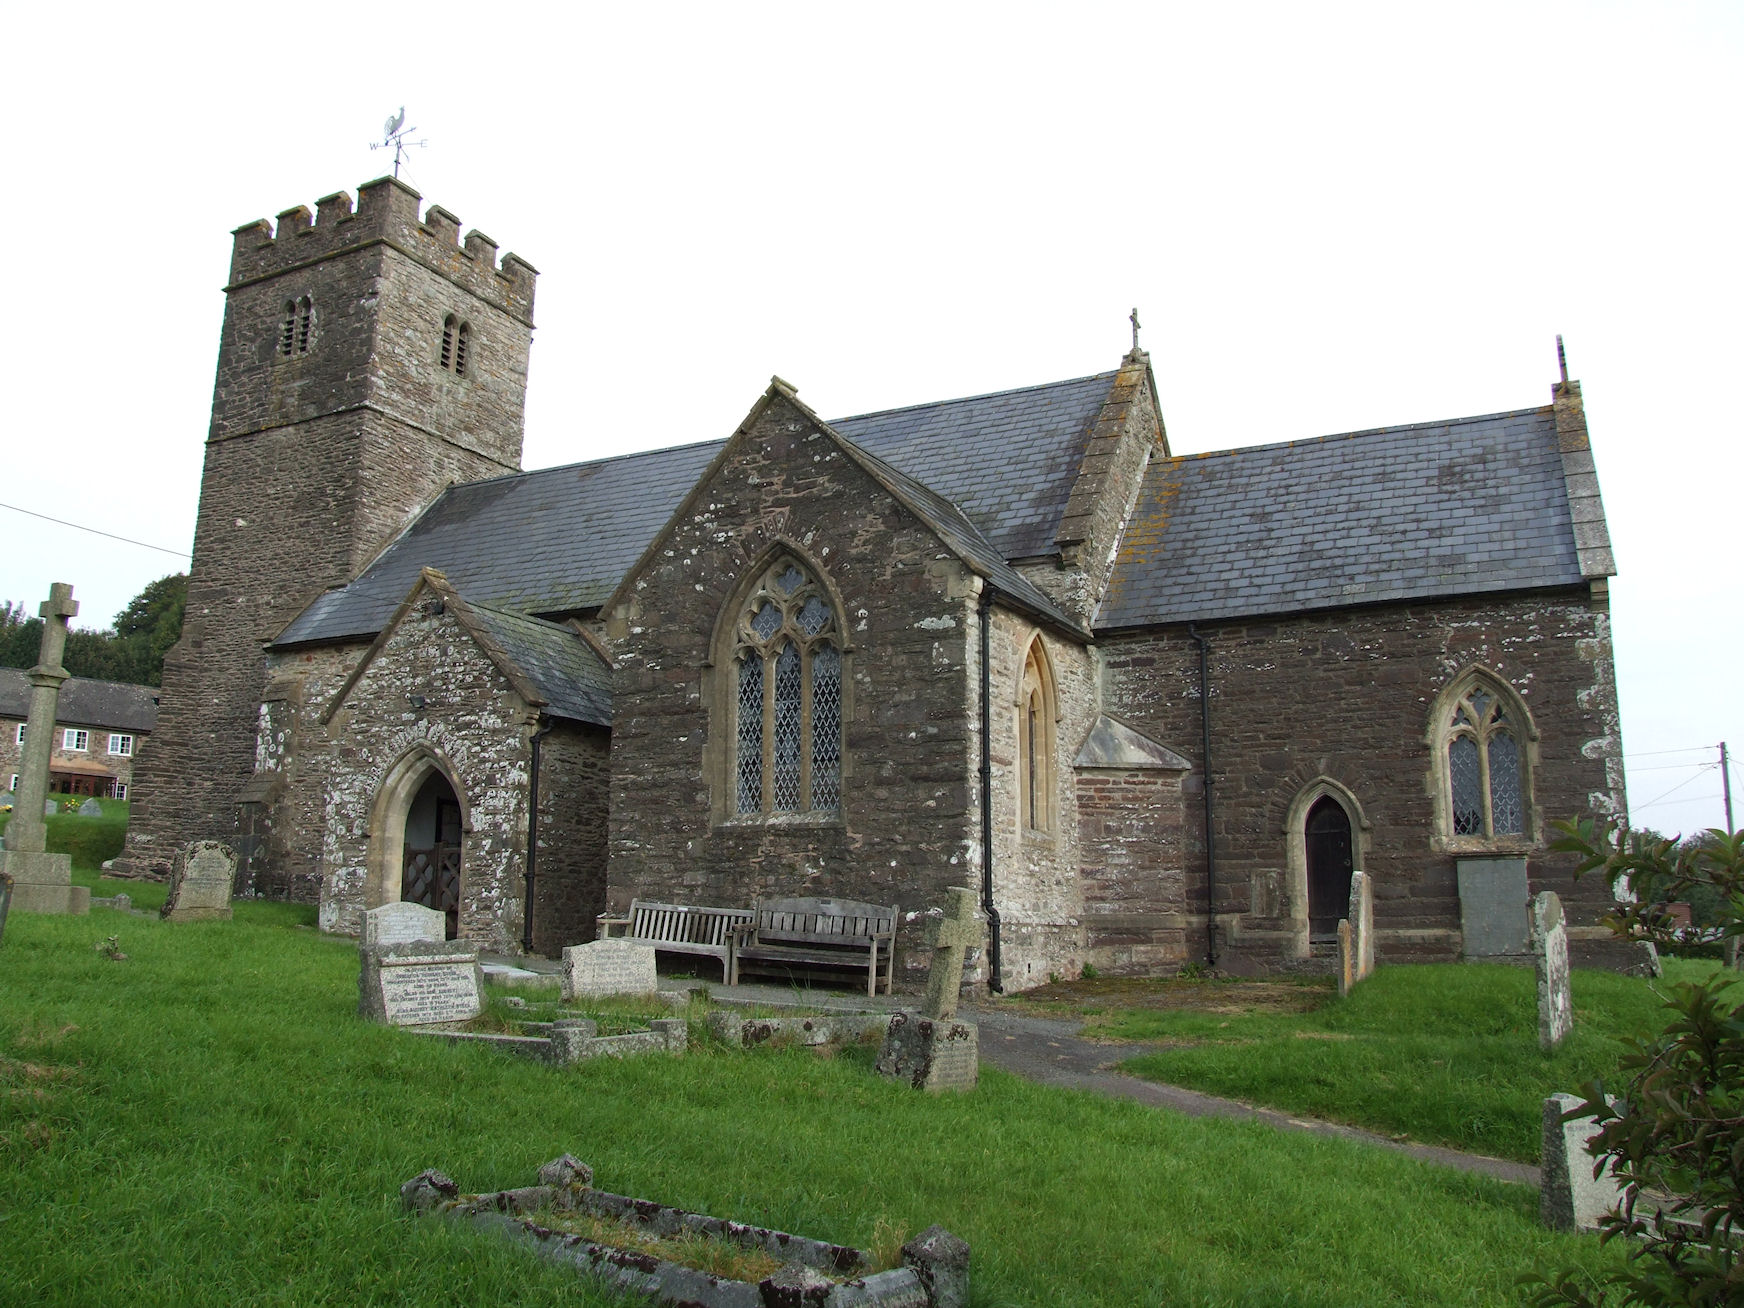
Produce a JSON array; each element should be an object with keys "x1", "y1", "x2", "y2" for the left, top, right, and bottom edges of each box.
[{"x1": 114, "y1": 176, "x2": 1626, "y2": 989}]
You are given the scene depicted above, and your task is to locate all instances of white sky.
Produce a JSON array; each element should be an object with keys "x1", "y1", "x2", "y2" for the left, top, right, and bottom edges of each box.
[{"x1": 2, "y1": 2, "x2": 1738, "y2": 833}]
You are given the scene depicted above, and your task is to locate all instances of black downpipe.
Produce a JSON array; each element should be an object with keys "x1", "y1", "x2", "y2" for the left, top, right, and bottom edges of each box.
[
  {"x1": 978, "y1": 585, "x2": 1004, "y2": 993},
  {"x1": 523, "y1": 715, "x2": 554, "y2": 953},
  {"x1": 1187, "y1": 624, "x2": 1218, "y2": 966}
]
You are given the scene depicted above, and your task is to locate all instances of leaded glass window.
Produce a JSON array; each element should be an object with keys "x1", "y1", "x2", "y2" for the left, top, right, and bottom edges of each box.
[
  {"x1": 1017, "y1": 639, "x2": 1056, "y2": 834},
  {"x1": 730, "y1": 558, "x2": 844, "y2": 815},
  {"x1": 1442, "y1": 679, "x2": 1529, "y2": 841}
]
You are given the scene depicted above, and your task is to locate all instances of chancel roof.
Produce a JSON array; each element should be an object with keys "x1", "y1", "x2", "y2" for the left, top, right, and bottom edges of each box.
[
  {"x1": 274, "y1": 372, "x2": 1119, "y2": 647},
  {"x1": 0, "y1": 669, "x2": 159, "y2": 733},
  {"x1": 1096, "y1": 406, "x2": 1589, "y2": 630}
]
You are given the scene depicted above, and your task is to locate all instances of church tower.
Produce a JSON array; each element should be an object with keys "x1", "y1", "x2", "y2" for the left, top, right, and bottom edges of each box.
[{"x1": 115, "y1": 177, "x2": 537, "y2": 879}]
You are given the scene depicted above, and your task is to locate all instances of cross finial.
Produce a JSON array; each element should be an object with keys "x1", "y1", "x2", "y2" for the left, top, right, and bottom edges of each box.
[
  {"x1": 1130, "y1": 307, "x2": 1142, "y2": 353},
  {"x1": 39, "y1": 582, "x2": 78, "y2": 623},
  {"x1": 1556, "y1": 334, "x2": 1568, "y2": 384}
]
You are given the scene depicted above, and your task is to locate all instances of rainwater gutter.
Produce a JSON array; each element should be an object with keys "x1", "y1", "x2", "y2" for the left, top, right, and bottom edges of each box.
[
  {"x1": 978, "y1": 584, "x2": 1004, "y2": 993},
  {"x1": 1187, "y1": 623, "x2": 1218, "y2": 966},
  {"x1": 523, "y1": 715, "x2": 554, "y2": 954}
]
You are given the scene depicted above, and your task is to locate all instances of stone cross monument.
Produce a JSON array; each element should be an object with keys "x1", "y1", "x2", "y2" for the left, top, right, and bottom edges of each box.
[
  {"x1": 1, "y1": 584, "x2": 89, "y2": 915},
  {"x1": 923, "y1": 886, "x2": 988, "y2": 1020}
]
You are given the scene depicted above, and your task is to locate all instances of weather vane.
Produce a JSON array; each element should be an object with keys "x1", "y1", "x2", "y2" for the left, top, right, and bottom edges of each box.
[{"x1": 369, "y1": 107, "x2": 426, "y2": 179}]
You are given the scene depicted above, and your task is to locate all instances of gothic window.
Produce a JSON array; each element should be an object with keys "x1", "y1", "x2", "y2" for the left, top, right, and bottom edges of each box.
[
  {"x1": 730, "y1": 558, "x2": 843, "y2": 815},
  {"x1": 279, "y1": 296, "x2": 312, "y2": 356},
  {"x1": 440, "y1": 316, "x2": 471, "y2": 375},
  {"x1": 1017, "y1": 638, "x2": 1056, "y2": 834},
  {"x1": 1433, "y1": 672, "x2": 1534, "y2": 844}
]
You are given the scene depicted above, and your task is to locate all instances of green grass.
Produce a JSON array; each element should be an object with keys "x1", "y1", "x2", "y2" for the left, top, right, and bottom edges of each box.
[
  {"x1": 1115, "y1": 961, "x2": 1704, "y2": 1164},
  {"x1": 0, "y1": 907, "x2": 1627, "y2": 1305},
  {"x1": 0, "y1": 794, "x2": 130, "y2": 870}
]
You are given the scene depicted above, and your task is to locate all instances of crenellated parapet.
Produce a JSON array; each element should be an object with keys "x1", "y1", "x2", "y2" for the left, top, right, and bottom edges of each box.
[{"x1": 227, "y1": 176, "x2": 537, "y2": 323}]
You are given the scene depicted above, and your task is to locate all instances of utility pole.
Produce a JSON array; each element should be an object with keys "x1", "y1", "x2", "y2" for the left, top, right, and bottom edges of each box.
[{"x1": 1723, "y1": 741, "x2": 1734, "y2": 832}]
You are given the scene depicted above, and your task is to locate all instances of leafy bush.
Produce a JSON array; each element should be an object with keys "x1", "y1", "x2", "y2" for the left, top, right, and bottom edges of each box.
[{"x1": 1521, "y1": 820, "x2": 1744, "y2": 1307}]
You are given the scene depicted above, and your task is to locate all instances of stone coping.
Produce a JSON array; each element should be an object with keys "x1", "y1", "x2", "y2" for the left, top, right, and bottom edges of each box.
[
  {"x1": 401, "y1": 1158, "x2": 967, "y2": 1307},
  {"x1": 408, "y1": 1017, "x2": 687, "y2": 1065}
]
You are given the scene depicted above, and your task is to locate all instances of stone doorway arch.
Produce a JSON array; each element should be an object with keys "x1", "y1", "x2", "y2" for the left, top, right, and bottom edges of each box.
[
  {"x1": 1281, "y1": 777, "x2": 1370, "y2": 959},
  {"x1": 364, "y1": 745, "x2": 468, "y2": 940}
]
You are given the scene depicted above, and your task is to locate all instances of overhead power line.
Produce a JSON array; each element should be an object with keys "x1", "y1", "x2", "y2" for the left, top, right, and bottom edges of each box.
[{"x1": 0, "y1": 501, "x2": 191, "y2": 560}]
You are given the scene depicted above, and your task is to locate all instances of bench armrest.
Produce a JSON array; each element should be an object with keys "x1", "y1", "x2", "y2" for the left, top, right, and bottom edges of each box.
[{"x1": 596, "y1": 915, "x2": 631, "y2": 937}]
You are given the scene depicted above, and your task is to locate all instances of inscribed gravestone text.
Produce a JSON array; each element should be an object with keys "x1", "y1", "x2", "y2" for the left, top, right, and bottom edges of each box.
[
  {"x1": 359, "y1": 940, "x2": 483, "y2": 1026},
  {"x1": 161, "y1": 840, "x2": 237, "y2": 922},
  {"x1": 562, "y1": 938, "x2": 658, "y2": 1000},
  {"x1": 362, "y1": 900, "x2": 446, "y2": 948}
]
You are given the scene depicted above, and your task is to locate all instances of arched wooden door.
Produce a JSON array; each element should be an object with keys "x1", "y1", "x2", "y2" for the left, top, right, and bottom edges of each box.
[
  {"x1": 401, "y1": 770, "x2": 462, "y2": 940},
  {"x1": 1305, "y1": 795, "x2": 1354, "y2": 939}
]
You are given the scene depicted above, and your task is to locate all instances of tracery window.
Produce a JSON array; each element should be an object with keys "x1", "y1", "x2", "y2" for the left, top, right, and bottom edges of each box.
[
  {"x1": 730, "y1": 558, "x2": 843, "y2": 815},
  {"x1": 1435, "y1": 673, "x2": 1532, "y2": 842},
  {"x1": 1017, "y1": 639, "x2": 1056, "y2": 834}
]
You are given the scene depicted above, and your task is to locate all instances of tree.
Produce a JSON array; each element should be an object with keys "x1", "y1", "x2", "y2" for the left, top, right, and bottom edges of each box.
[
  {"x1": 0, "y1": 575, "x2": 185, "y2": 686},
  {"x1": 1522, "y1": 819, "x2": 1744, "y2": 1307}
]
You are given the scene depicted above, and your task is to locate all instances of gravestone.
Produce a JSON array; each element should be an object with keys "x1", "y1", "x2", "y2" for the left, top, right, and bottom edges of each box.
[
  {"x1": 160, "y1": 841, "x2": 238, "y2": 922},
  {"x1": 1348, "y1": 870, "x2": 1374, "y2": 981},
  {"x1": 561, "y1": 938, "x2": 658, "y2": 1000},
  {"x1": 1457, "y1": 857, "x2": 1530, "y2": 958},
  {"x1": 922, "y1": 886, "x2": 986, "y2": 1020},
  {"x1": 44, "y1": 801, "x2": 58, "y2": 818},
  {"x1": 1336, "y1": 919, "x2": 1354, "y2": 997},
  {"x1": 77, "y1": 798, "x2": 103, "y2": 816},
  {"x1": 1532, "y1": 891, "x2": 1574, "y2": 1050},
  {"x1": 0, "y1": 584, "x2": 89, "y2": 916},
  {"x1": 359, "y1": 939, "x2": 483, "y2": 1026},
  {"x1": 1541, "y1": 1093, "x2": 1622, "y2": 1231},
  {"x1": 362, "y1": 900, "x2": 447, "y2": 948},
  {"x1": 878, "y1": 887, "x2": 984, "y2": 1092},
  {"x1": 0, "y1": 871, "x2": 12, "y2": 945}
]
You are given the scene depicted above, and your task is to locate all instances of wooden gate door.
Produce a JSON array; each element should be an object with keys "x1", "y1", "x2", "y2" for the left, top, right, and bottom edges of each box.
[
  {"x1": 1305, "y1": 796, "x2": 1354, "y2": 939},
  {"x1": 402, "y1": 796, "x2": 462, "y2": 940}
]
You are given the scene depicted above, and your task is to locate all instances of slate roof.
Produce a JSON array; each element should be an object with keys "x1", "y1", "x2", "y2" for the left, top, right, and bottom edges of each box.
[
  {"x1": 1096, "y1": 406, "x2": 1586, "y2": 630},
  {"x1": 0, "y1": 669, "x2": 159, "y2": 732},
  {"x1": 466, "y1": 603, "x2": 612, "y2": 727},
  {"x1": 274, "y1": 373, "x2": 1117, "y2": 647}
]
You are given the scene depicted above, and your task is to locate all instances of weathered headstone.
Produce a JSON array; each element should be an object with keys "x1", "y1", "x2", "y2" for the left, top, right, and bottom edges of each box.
[
  {"x1": 561, "y1": 938, "x2": 659, "y2": 999},
  {"x1": 44, "y1": 800, "x2": 58, "y2": 818},
  {"x1": 359, "y1": 939, "x2": 483, "y2": 1026},
  {"x1": 902, "y1": 1225, "x2": 972, "y2": 1308},
  {"x1": 0, "y1": 584, "x2": 89, "y2": 916},
  {"x1": 362, "y1": 900, "x2": 447, "y2": 948},
  {"x1": 1348, "y1": 870, "x2": 1374, "y2": 981},
  {"x1": 0, "y1": 871, "x2": 12, "y2": 945},
  {"x1": 875, "y1": 1011, "x2": 980, "y2": 1092},
  {"x1": 1457, "y1": 857, "x2": 1530, "y2": 958},
  {"x1": 160, "y1": 841, "x2": 238, "y2": 922},
  {"x1": 1541, "y1": 1093, "x2": 1622, "y2": 1231},
  {"x1": 77, "y1": 798, "x2": 103, "y2": 817},
  {"x1": 1336, "y1": 919, "x2": 1354, "y2": 997},
  {"x1": 922, "y1": 886, "x2": 987, "y2": 1020},
  {"x1": 1533, "y1": 891, "x2": 1574, "y2": 1050}
]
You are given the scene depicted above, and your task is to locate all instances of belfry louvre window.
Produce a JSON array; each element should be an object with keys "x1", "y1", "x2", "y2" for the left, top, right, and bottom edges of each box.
[
  {"x1": 279, "y1": 296, "x2": 313, "y2": 356},
  {"x1": 440, "y1": 316, "x2": 471, "y2": 375},
  {"x1": 1443, "y1": 680, "x2": 1527, "y2": 838},
  {"x1": 731, "y1": 559, "x2": 843, "y2": 815}
]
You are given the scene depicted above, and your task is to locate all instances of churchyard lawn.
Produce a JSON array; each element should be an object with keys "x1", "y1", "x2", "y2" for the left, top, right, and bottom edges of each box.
[
  {"x1": 999, "y1": 964, "x2": 1698, "y2": 1165},
  {"x1": 0, "y1": 795, "x2": 131, "y2": 882},
  {"x1": 1, "y1": 906, "x2": 1627, "y2": 1307}
]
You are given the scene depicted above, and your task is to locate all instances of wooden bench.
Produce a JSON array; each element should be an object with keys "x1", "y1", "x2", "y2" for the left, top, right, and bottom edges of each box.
[
  {"x1": 595, "y1": 900, "x2": 754, "y2": 982},
  {"x1": 728, "y1": 897, "x2": 898, "y2": 997}
]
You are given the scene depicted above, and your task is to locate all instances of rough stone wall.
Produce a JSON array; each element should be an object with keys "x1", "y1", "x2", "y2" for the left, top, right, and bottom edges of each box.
[
  {"x1": 317, "y1": 599, "x2": 536, "y2": 954},
  {"x1": 1077, "y1": 762, "x2": 1192, "y2": 975},
  {"x1": 118, "y1": 181, "x2": 534, "y2": 880},
  {"x1": 1020, "y1": 353, "x2": 1164, "y2": 626},
  {"x1": 605, "y1": 391, "x2": 983, "y2": 987},
  {"x1": 1097, "y1": 587, "x2": 1625, "y2": 967},
  {"x1": 982, "y1": 610, "x2": 1094, "y2": 989},
  {"x1": 531, "y1": 722, "x2": 611, "y2": 956},
  {"x1": 0, "y1": 719, "x2": 144, "y2": 798}
]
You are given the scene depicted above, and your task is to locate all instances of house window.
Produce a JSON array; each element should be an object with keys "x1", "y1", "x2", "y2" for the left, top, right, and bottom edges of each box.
[
  {"x1": 115, "y1": 781, "x2": 127, "y2": 801},
  {"x1": 13, "y1": 723, "x2": 23, "y2": 746},
  {"x1": 1432, "y1": 671, "x2": 1535, "y2": 844},
  {"x1": 730, "y1": 558, "x2": 843, "y2": 815},
  {"x1": 109, "y1": 734, "x2": 134, "y2": 756},
  {"x1": 1017, "y1": 638, "x2": 1057, "y2": 834},
  {"x1": 63, "y1": 729, "x2": 89, "y2": 752}
]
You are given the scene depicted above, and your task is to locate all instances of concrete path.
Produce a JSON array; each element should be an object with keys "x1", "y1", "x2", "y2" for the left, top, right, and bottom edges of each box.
[{"x1": 478, "y1": 961, "x2": 1538, "y2": 1189}]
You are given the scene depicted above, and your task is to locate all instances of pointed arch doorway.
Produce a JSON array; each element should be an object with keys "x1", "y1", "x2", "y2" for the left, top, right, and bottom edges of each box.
[
  {"x1": 401, "y1": 770, "x2": 462, "y2": 940},
  {"x1": 1304, "y1": 796, "x2": 1354, "y2": 940}
]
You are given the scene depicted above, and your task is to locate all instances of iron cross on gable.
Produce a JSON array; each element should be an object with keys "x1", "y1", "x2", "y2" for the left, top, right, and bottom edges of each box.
[{"x1": 922, "y1": 886, "x2": 987, "y2": 1021}]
